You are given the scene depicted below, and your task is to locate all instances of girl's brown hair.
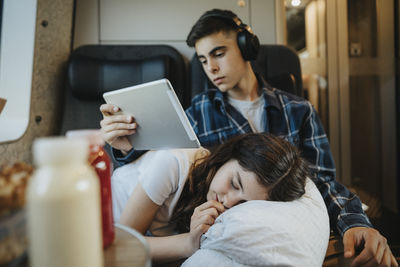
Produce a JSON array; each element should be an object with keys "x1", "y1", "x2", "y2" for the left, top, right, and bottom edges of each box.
[{"x1": 170, "y1": 133, "x2": 310, "y2": 233}]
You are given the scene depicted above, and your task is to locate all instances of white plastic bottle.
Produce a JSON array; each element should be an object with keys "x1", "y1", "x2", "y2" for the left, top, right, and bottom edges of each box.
[{"x1": 27, "y1": 137, "x2": 103, "y2": 267}]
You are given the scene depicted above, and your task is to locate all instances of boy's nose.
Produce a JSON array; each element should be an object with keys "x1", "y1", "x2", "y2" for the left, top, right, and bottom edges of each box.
[{"x1": 207, "y1": 61, "x2": 219, "y2": 74}]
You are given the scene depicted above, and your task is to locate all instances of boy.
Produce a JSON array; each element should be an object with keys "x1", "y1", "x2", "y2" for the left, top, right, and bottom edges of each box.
[{"x1": 100, "y1": 9, "x2": 397, "y2": 266}]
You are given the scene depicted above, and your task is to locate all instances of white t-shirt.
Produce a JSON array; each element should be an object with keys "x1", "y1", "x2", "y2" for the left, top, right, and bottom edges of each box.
[
  {"x1": 111, "y1": 148, "x2": 208, "y2": 236},
  {"x1": 228, "y1": 95, "x2": 265, "y2": 132}
]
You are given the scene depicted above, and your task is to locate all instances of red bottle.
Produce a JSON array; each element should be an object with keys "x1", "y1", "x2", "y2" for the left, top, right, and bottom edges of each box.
[{"x1": 66, "y1": 130, "x2": 115, "y2": 248}]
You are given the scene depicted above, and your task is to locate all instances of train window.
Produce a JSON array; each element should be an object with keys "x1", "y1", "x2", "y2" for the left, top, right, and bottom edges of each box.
[{"x1": 0, "y1": 0, "x2": 37, "y2": 143}]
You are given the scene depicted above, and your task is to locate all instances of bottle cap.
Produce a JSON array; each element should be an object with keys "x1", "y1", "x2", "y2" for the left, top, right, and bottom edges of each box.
[
  {"x1": 33, "y1": 137, "x2": 88, "y2": 166},
  {"x1": 66, "y1": 129, "x2": 105, "y2": 146}
]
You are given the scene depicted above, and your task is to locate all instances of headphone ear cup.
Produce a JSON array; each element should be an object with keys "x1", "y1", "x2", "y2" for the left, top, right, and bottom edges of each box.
[{"x1": 237, "y1": 31, "x2": 260, "y2": 61}]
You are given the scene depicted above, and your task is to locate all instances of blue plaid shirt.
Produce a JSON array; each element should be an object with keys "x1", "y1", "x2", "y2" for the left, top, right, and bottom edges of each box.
[{"x1": 115, "y1": 75, "x2": 372, "y2": 236}]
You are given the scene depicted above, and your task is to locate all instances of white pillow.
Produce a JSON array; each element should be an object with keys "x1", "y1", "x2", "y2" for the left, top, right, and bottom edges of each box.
[{"x1": 182, "y1": 178, "x2": 330, "y2": 267}]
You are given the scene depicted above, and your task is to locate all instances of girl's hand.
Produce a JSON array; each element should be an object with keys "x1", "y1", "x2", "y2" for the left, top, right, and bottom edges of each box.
[{"x1": 187, "y1": 200, "x2": 225, "y2": 253}]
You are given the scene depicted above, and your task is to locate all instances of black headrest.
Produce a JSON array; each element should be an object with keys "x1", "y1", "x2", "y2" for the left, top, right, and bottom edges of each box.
[
  {"x1": 68, "y1": 55, "x2": 170, "y2": 100},
  {"x1": 251, "y1": 45, "x2": 302, "y2": 96}
]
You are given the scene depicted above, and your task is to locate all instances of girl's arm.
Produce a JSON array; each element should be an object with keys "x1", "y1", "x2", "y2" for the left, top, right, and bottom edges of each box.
[
  {"x1": 119, "y1": 183, "x2": 224, "y2": 263},
  {"x1": 146, "y1": 233, "x2": 194, "y2": 262},
  {"x1": 148, "y1": 200, "x2": 225, "y2": 262},
  {"x1": 119, "y1": 183, "x2": 196, "y2": 262},
  {"x1": 119, "y1": 183, "x2": 159, "y2": 234}
]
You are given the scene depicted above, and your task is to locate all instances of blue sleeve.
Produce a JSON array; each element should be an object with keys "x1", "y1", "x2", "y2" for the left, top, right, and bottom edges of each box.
[
  {"x1": 112, "y1": 147, "x2": 148, "y2": 167},
  {"x1": 300, "y1": 103, "x2": 373, "y2": 236}
]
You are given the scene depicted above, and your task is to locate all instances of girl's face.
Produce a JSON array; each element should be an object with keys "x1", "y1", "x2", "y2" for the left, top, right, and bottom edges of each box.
[{"x1": 206, "y1": 159, "x2": 269, "y2": 209}]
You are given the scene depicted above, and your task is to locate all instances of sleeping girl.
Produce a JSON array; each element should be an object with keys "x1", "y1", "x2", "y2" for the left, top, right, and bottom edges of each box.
[{"x1": 111, "y1": 133, "x2": 329, "y2": 266}]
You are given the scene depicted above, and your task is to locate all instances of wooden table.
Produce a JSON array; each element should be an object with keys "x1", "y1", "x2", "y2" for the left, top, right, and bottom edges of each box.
[
  {"x1": 104, "y1": 223, "x2": 151, "y2": 267},
  {"x1": 323, "y1": 234, "x2": 352, "y2": 267}
]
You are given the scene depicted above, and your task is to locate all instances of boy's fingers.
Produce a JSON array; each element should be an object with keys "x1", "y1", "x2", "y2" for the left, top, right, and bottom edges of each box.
[{"x1": 100, "y1": 104, "x2": 119, "y2": 116}]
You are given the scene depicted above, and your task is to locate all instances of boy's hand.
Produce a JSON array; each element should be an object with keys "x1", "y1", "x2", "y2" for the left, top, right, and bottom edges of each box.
[
  {"x1": 100, "y1": 104, "x2": 137, "y2": 154},
  {"x1": 343, "y1": 227, "x2": 398, "y2": 267}
]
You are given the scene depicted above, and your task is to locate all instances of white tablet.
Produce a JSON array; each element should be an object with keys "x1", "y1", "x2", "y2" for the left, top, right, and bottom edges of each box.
[{"x1": 103, "y1": 79, "x2": 200, "y2": 150}]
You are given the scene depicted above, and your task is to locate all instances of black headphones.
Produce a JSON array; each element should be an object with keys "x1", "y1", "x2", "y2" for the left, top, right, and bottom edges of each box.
[{"x1": 201, "y1": 11, "x2": 260, "y2": 61}]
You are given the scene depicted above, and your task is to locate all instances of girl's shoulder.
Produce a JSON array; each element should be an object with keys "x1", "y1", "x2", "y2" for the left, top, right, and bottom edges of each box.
[
  {"x1": 141, "y1": 147, "x2": 209, "y2": 170},
  {"x1": 168, "y1": 147, "x2": 210, "y2": 165}
]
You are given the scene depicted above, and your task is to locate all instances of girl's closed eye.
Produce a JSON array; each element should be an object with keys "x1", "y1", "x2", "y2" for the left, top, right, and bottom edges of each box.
[{"x1": 231, "y1": 179, "x2": 240, "y2": 190}]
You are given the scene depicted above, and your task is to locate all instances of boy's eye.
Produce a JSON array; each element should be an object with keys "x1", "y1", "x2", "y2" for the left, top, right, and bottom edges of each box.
[{"x1": 215, "y1": 52, "x2": 224, "y2": 58}]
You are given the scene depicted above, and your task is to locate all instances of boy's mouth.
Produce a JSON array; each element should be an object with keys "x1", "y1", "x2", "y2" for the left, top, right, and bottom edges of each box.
[{"x1": 213, "y1": 77, "x2": 224, "y2": 85}]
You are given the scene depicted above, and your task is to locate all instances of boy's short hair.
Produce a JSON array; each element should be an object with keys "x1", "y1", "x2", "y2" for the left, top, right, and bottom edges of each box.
[{"x1": 186, "y1": 9, "x2": 239, "y2": 47}]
